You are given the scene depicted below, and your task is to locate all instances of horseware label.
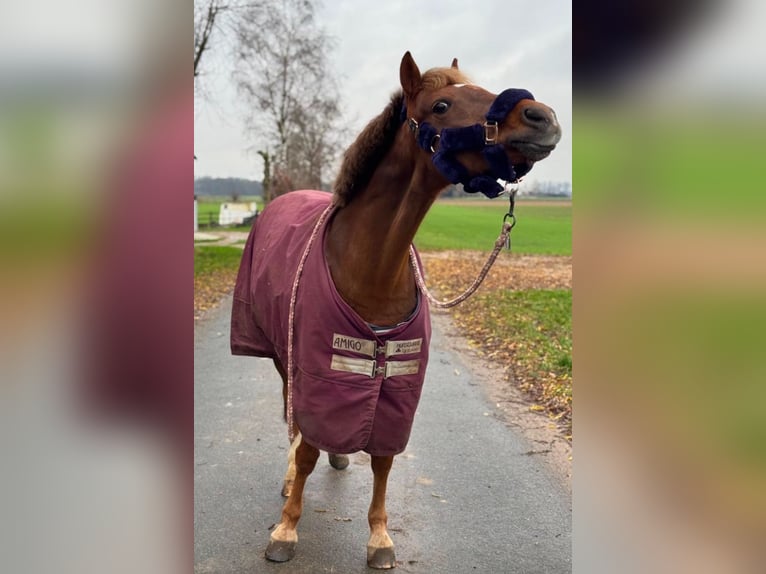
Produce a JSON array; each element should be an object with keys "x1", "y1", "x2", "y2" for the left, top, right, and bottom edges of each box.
[
  {"x1": 332, "y1": 333, "x2": 376, "y2": 358},
  {"x1": 385, "y1": 338, "x2": 423, "y2": 357},
  {"x1": 384, "y1": 359, "x2": 421, "y2": 378},
  {"x1": 330, "y1": 354, "x2": 376, "y2": 378}
]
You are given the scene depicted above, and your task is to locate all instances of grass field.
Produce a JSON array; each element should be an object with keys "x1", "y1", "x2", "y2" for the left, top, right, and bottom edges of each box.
[
  {"x1": 194, "y1": 245, "x2": 243, "y2": 277},
  {"x1": 195, "y1": 197, "x2": 571, "y2": 254},
  {"x1": 424, "y1": 249, "x2": 572, "y2": 433},
  {"x1": 414, "y1": 200, "x2": 571, "y2": 254},
  {"x1": 466, "y1": 289, "x2": 572, "y2": 426},
  {"x1": 194, "y1": 245, "x2": 244, "y2": 318},
  {"x1": 196, "y1": 202, "x2": 220, "y2": 223}
]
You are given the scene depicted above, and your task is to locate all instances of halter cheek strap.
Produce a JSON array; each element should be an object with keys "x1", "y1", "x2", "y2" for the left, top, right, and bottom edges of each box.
[{"x1": 406, "y1": 88, "x2": 534, "y2": 199}]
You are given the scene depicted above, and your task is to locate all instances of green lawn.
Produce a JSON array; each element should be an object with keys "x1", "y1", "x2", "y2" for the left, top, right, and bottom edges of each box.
[
  {"x1": 196, "y1": 201, "x2": 220, "y2": 223},
  {"x1": 194, "y1": 245, "x2": 243, "y2": 278},
  {"x1": 486, "y1": 288, "x2": 572, "y2": 379},
  {"x1": 450, "y1": 286, "x2": 572, "y2": 431},
  {"x1": 414, "y1": 200, "x2": 571, "y2": 254},
  {"x1": 487, "y1": 288, "x2": 571, "y2": 417}
]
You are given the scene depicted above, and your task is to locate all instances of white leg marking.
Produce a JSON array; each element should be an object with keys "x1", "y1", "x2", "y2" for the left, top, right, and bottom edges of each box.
[
  {"x1": 271, "y1": 522, "x2": 298, "y2": 543},
  {"x1": 367, "y1": 530, "x2": 394, "y2": 550},
  {"x1": 286, "y1": 431, "x2": 302, "y2": 479},
  {"x1": 281, "y1": 432, "x2": 301, "y2": 496}
]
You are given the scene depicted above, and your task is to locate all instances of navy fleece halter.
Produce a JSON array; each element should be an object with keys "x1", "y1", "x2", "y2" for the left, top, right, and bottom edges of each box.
[{"x1": 405, "y1": 88, "x2": 534, "y2": 198}]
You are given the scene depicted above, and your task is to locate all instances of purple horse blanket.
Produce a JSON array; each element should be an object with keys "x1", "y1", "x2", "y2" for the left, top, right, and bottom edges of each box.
[{"x1": 231, "y1": 190, "x2": 431, "y2": 456}]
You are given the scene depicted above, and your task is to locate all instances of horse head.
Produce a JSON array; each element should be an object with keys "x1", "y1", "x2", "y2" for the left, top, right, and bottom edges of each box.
[{"x1": 400, "y1": 51, "x2": 561, "y2": 198}]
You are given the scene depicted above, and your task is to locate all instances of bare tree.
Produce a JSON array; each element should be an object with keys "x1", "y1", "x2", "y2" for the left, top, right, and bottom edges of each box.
[
  {"x1": 257, "y1": 149, "x2": 273, "y2": 203},
  {"x1": 195, "y1": 2, "x2": 262, "y2": 92},
  {"x1": 195, "y1": 1, "x2": 227, "y2": 80},
  {"x1": 279, "y1": 96, "x2": 341, "y2": 189},
  {"x1": 235, "y1": 0, "x2": 343, "y2": 201}
]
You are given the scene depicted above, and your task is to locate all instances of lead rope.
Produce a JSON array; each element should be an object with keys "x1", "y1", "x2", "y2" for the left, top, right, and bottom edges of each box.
[
  {"x1": 285, "y1": 203, "x2": 335, "y2": 443},
  {"x1": 410, "y1": 190, "x2": 517, "y2": 309}
]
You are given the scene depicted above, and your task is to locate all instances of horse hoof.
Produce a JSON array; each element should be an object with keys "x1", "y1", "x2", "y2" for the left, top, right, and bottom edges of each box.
[
  {"x1": 265, "y1": 540, "x2": 296, "y2": 562},
  {"x1": 328, "y1": 453, "x2": 349, "y2": 470},
  {"x1": 367, "y1": 546, "x2": 397, "y2": 569}
]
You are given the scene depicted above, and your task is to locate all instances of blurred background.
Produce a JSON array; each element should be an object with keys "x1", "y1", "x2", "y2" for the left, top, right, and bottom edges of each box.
[
  {"x1": 0, "y1": 1, "x2": 189, "y2": 572},
  {"x1": 574, "y1": 0, "x2": 766, "y2": 572}
]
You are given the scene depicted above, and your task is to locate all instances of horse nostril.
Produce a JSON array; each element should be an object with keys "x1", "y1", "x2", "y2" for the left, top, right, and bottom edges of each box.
[{"x1": 522, "y1": 105, "x2": 551, "y2": 127}]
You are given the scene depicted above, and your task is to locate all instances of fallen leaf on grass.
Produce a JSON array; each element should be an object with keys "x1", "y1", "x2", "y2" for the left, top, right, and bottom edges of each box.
[{"x1": 194, "y1": 269, "x2": 239, "y2": 319}]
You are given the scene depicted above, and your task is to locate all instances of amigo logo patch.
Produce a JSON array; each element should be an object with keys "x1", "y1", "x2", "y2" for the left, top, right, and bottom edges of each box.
[{"x1": 332, "y1": 333, "x2": 376, "y2": 358}]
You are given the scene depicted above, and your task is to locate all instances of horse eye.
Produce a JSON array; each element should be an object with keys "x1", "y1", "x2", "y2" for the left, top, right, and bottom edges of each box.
[{"x1": 432, "y1": 100, "x2": 450, "y2": 114}]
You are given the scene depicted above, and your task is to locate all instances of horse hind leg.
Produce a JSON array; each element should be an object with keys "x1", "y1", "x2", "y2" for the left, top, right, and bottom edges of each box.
[
  {"x1": 273, "y1": 358, "x2": 289, "y2": 422},
  {"x1": 266, "y1": 434, "x2": 320, "y2": 562},
  {"x1": 367, "y1": 455, "x2": 396, "y2": 569},
  {"x1": 273, "y1": 357, "x2": 303, "y2": 497}
]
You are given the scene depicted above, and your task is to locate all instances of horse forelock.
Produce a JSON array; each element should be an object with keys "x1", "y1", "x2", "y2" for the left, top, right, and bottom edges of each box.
[
  {"x1": 421, "y1": 67, "x2": 472, "y2": 90},
  {"x1": 332, "y1": 91, "x2": 405, "y2": 207}
]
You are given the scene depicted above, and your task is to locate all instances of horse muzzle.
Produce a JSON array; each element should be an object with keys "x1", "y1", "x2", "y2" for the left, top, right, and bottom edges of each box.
[
  {"x1": 507, "y1": 140, "x2": 559, "y2": 162},
  {"x1": 506, "y1": 102, "x2": 561, "y2": 161}
]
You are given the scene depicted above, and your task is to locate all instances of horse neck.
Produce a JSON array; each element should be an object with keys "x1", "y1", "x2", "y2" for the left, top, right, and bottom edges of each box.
[{"x1": 326, "y1": 132, "x2": 444, "y2": 326}]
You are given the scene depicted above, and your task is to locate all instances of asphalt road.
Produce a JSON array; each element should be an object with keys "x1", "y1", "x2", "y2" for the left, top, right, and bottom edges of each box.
[{"x1": 195, "y1": 297, "x2": 571, "y2": 573}]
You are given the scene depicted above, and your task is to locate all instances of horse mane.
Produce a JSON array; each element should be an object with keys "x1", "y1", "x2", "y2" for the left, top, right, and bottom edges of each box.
[
  {"x1": 332, "y1": 91, "x2": 405, "y2": 207},
  {"x1": 332, "y1": 67, "x2": 472, "y2": 207}
]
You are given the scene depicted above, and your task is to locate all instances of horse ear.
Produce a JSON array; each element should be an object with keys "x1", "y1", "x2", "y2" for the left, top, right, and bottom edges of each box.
[
  {"x1": 451, "y1": 58, "x2": 459, "y2": 69},
  {"x1": 400, "y1": 51, "x2": 422, "y2": 99}
]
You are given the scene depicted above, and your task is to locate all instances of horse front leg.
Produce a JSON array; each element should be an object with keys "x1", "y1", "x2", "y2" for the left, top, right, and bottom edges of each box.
[
  {"x1": 367, "y1": 455, "x2": 397, "y2": 569},
  {"x1": 281, "y1": 431, "x2": 301, "y2": 497},
  {"x1": 265, "y1": 435, "x2": 319, "y2": 562}
]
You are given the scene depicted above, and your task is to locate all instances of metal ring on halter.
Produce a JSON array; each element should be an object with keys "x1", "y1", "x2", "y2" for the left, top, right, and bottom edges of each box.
[
  {"x1": 496, "y1": 181, "x2": 518, "y2": 197},
  {"x1": 503, "y1": 211, "x2": 517, "y2": 230},
  {"x1": 429, "y1": 134, "x2": 441, "y2": 153},
  {"x1": 503, "y1": 181, "x2": 519, "y2": 196}
]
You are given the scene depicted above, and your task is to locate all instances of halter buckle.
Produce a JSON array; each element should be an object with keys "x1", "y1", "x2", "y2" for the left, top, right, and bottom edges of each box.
[
  {"x1": 408, "y1": 118, "x2": 419, "y2": 134},
  {"x1": 483, "y1": 121, "x2": 498, "y2": 145},
  {"x1": 429, "y1": 134, "x2": 441, "y2": 153}
]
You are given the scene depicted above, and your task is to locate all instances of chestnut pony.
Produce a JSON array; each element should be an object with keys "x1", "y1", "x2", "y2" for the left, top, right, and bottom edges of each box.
[{"x1": 231, "y1": 52, "x2": 561, "y2": 568}]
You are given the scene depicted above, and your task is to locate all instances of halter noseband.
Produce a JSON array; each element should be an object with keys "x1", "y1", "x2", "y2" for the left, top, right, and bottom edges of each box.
[{"x1": 405, "y1": 88, "x2": 534, "y2": 198}]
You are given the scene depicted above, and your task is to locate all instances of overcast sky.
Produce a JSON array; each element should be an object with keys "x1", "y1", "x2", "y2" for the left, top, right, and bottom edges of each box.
[{"x1": 194, "y1": 0, "x2": 572, "y2": 185}]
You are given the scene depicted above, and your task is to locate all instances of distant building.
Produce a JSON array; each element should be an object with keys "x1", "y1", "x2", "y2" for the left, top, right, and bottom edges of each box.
[
  {"x1": 219, "y1": 202, "x2": 258, "y2": 226},
  {"x1": 519, "y1": 180, "x2": 572, "y2": 198}
]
